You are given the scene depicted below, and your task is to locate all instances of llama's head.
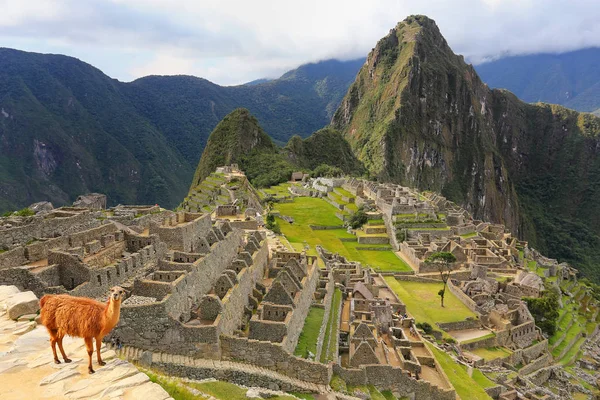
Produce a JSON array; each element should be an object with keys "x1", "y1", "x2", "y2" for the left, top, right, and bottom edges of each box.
[{"x1": 109, "y1": 286, "x2": 126, "y2": 303}]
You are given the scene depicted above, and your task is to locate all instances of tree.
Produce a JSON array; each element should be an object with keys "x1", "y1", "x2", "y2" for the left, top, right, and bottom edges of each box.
[
  {"x1": 425, "y1": 252, "x2": 457, "y2": 307},
  {"x1": 347, "y1": 206, "x2": 368, "y2": 229},
  {"x1": 525, "y1": 283, "x2": 560, "y2": 336}
]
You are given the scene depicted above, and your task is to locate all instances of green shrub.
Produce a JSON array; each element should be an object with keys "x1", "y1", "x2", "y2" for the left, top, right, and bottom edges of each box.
[
  {"x1": 348, "y1": 207, "x2": 368, "y2": 229},
  {"x1": 14, "y1": 208, "x2": 34, "y2": 217},
  {"x1": 395, "y1": 230, "x2": 406, "y2": 242},
  {"x1": 416, "y1": 322, "x2": 433, "y2": 334}
]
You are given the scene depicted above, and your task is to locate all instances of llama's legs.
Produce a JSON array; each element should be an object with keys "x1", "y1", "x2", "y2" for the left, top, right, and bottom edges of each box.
[
  {"x1": 84, "y1": 337, "x2": 94, "y2": 374},
  {"x1": 56, "y1": 336, "x2": 71, "y2": 363},
  {"x1": 50, "y1": 335, "x2": 60, "y2": 364},
  {"x1": 95, "y1": 337, "x2": 105, "y2": 366}
]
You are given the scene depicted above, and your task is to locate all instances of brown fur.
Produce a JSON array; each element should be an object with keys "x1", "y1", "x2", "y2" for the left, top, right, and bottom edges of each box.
[{"x1": 40, "y1": 286, "x2": 125, "y2": 373}]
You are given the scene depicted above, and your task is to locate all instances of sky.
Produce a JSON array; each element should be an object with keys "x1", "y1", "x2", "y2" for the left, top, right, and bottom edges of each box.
[{"x1": 1, "y1": 0, "x2": 599, "y2": 86}]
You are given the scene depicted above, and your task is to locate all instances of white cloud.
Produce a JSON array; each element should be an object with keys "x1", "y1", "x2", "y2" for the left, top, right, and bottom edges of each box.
[{"x1": 0, "y1": 0, "x2": 598, "y2": 85}]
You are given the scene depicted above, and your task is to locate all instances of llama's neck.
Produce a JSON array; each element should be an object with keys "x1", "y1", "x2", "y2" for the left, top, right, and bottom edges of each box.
[{"x1": 103, "y1": 300, "x2": 121, "y2": 332}]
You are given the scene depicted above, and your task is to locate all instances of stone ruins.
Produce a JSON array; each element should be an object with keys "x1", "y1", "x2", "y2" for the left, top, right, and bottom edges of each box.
[{"x1": 0, "y1": 166, "x2": 597, "y2": 399}]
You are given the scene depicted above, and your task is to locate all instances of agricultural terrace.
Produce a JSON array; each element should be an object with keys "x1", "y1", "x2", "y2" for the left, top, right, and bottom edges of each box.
[
  {"x1": 273, "y1": 196, "x2": 411, "y2": 272},
  {"x1": 384, "y1": 277, "x2": 477, "y2": 335},
  {"x1": 294, "y1": 307, "x2": 325, "y2": 358},
  {"x1": 425, "y1": 344, "x2": 493, "y2": 400}
]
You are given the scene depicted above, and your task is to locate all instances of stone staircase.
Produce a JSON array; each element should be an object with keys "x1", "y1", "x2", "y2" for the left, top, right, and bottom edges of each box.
[{"x1": 117, "y1": 346, "x2": 332, "y2": 394}]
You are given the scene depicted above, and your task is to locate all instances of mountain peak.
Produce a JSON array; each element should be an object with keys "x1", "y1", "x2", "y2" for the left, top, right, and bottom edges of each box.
[{"x1": 190, "y1": 108, "x2": 275, "y2": 189}]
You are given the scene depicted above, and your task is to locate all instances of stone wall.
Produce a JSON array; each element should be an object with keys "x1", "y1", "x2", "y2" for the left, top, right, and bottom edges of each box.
[
  {"x1": 221, "y1": 335, "x2": 331, "y2": 385},
  {"x1": 282, "y1": 262, "x2": 320, "y2": 353},
  {"x1": 149, "y1": 213, "x2": 212, "y2": 252},
  {"x1": 357, "y1": 236, "x2": 389, "y2": 245},
  {"x1": 110, "y1": 229, "x2": 245, "y2": 354},
  {"x1": 519, "y1": 353, "x2": 552, "y2": 376},
  {"x1": 437, "y1": 318, "x2": 481, "y2": 332},
  {"x1": 218, "y1": 240, "x2": 268, "y2": 335},
  {"x1": 460, "y1": 335, "x2": 498, "y2": 351},
  {"x1": 447, "y1": 279, "x2": 481, "y2": 314},
  {"x1": 69, "y1": 223, "x2": 117, "y2": 248},
  {"x1": 332, "y1": 364, "x2": 455, "y2": 400},
  {"x1": 229, "y1": 220, "x2": 259, "y2": 230},
  {"x1": 0, "y1": 211, "x2": 100, "y2": 248},
  {"x1": 315, "y1": 273, "x2": 334, "y2": 361}
]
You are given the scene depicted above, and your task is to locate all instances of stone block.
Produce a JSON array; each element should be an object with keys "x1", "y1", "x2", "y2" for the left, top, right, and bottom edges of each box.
[
  {"x1": 0, "y1": 285, "x2": 20, "y2": 303},
  {"x1": 85, "y1": 240, "x2": 102, "y2": 255},
  {"x1": 6, "y1": 291, "x2": 39, "y2": 319}
]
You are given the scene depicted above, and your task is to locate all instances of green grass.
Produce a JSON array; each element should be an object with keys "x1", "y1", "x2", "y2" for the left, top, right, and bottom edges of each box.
[
  {"x1": 461, "y1": 332, "x2": 495, "y2": 345},
  {"x1": 559, "y1": 336, "x2": 585, "y2": 366},
  {"x1": 275, "y1": 197, "x2": 344, "y2": 226},
  {"x1": 334, "y1": 187, "x2": 354, "y2": 198},
  {"x1": 426, "y1": 343, "x2": 492, "y2": 400},
  {"x1": 291, "y1": 394, "x2": 316, "y2": 400},
  {"x1": 189, "y1": 380, "x2": 297, "y2": 400},
  {"x1": 275, "y1": 197, "x2": 411, "y2": 272},
  {"x1": 460, "y1": 232, "x2": 478, "y2": 238},
  {"x1": 295, "y1": 307, "x2": 325, "y2": 358},
  {"x1": 262, "y1": 182, "x2": 292, "y2": 197},
  {"x1": 321, "y1": 288, "x2": 342, "y2": 363},
  {"x1": 144, "y1": 369, "x2": 198, "y2": 400},
  {"x1": 381, "y1": 390, "x2": 397, "y2": 400},
  {"x1": 368, "y1": 385, "x2": 387, "y2": 400},
  {"x1": 384, "y1": 277, "x2": 477, "y2": 335},
  {"x1": 552, "y1": 318, "x2": 583, "y2": 357},
  {"x1": 470, "y1": 368, "x2": 497, "y2": 389},
  {"x1": 330, "y1": 374, "x2": 347, "y2": 392},
  {"x1": 470, "y1": 347, "x2": 512, "y2": 361}
]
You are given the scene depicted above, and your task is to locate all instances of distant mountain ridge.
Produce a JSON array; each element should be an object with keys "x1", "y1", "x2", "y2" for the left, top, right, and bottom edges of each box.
[
  {"x1": 475, "y1": 48, "x2": 600, "y2": 112},
  {"x1": 0, "y1": 48, "x2": 363, "y2": 212}
]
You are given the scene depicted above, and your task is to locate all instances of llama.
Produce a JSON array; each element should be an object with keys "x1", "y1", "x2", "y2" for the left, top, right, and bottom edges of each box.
[{"x1": 40, "y1": 286, "x2": 126, "y2": 373}]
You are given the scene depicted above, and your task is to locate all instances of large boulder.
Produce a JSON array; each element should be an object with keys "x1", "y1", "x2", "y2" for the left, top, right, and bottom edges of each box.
[
  {"x1": 0, "y1": 285, "x2": 20, "y2": 303},
  {"x1": 28, "y1": 201, "x2": 54, "y2": 214},
  {"x1": 5, "y1": 291, "x2": 39, "y2": 319}
]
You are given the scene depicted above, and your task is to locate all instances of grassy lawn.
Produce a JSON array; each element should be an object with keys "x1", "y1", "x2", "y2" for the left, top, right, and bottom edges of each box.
[
  {"x1": 384, "y1": 277, "x2": 477, "y2": 329},
  {"x1": 426, "y1": 343, "x2": 492, "y2": 400},
  {"x1": 262, "y1": 182, "x2": 292, "y2": 197},
  {"x1": 275, "y1": 197, "x2": 343, "y2": 226},
  {"x1": 295, "y1": 307, "x2": 325, "y2": 358},
  {"x1": 189, "y1": 381, "x2": 297, "y2": 400},
  {"x1": 470, "y1": 347, "x2": 512, "y2": 361},
  {"x1": 275, "y1": 197, "x2": 411, "y2": 272},
  {"x1": 321, "y1": 288, "x2": 342, "y2": 363}
]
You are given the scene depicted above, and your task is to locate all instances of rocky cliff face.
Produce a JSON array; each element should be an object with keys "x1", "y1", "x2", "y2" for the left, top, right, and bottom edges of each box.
[
  {"x1": 333, "y1": 15, "x2": 521, "y2": 233},
  {"x1": 333, "y1": 15, "x2": 600, "y2": 279}
]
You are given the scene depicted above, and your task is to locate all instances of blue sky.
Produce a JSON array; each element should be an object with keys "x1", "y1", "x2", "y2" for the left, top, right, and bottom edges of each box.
[{"x1": 1, "y1": 0, "x2": 598, "y2": 85}]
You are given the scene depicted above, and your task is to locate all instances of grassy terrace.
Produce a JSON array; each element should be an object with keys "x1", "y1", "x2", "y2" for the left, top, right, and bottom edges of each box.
[
  {"x1": 261, "y1": 182, "x2": 293, "y2": 197},
  {"x1": 426, "y1": 343, "x2": 492, "y2": 400},
  {"x1": 384, "y1": 277, "x2": 477, "y2": 337},
  {"x1": 295, "y1": 307, "x2": 325, "y2": 358},
  {"x1": 146, "y1": 370, "x2": 301, "y2": 400},
  {"x1": 274, "y1": 197, "x2": 411, "y2": 271},
  {"x1": 334, "y1": 187, "x2": 355, "y2": 198},
  {"x1": 470, "y1": 347, "x2": 512, "y2": 361},
  {"x1": 321, "y1": 288, "x2": 342, "y2": 363},
  {"x1": 552, "y1": 316, "x2": 585, "y2": 358}
]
